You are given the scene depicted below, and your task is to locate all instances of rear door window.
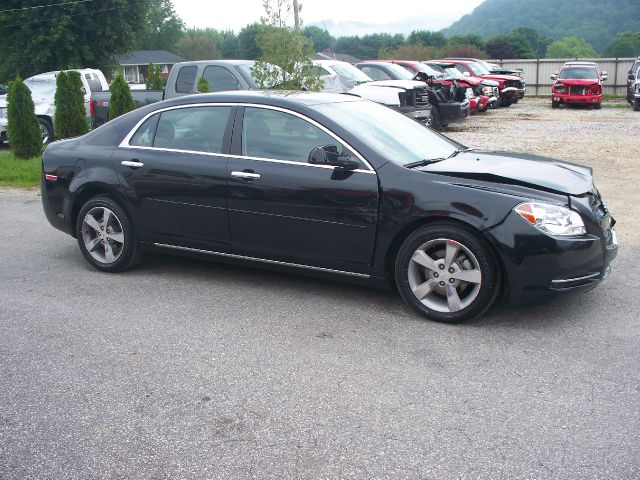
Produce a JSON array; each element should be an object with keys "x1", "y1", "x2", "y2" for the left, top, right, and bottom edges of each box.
[
  {"x1": 175, "y1": 66, "x2": 198, "y2": 93},
  {"x1": 153, "y1": 106, "x2": 232, "y2": 154},
  {"x1": 202, "y1": 66, "x2": 240, "y2": 92}
]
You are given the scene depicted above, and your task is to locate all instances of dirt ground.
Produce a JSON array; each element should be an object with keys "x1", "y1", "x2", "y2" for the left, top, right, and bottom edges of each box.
[{"x1": 445, "y1": 98, "x2": 640, "y2": 247}]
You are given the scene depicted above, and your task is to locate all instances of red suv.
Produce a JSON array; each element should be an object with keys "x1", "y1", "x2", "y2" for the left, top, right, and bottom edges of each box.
[{"x1": 551, "y1": 62, "x2": 607, "y2": 109}]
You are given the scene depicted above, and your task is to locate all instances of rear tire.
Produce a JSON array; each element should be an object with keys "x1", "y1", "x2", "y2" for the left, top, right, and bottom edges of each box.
[
  {"x1": 76, "y1": 196, "x2": 139, "y2": 272},
  {"x1": 633, "y1": 99, "x2": 640, "y2": 111},
  {"x1": 394, "y1": 223, "x2": 500, "y2": 323},
  {"x1": 37, "y1": 118, "x2": 53, "y2": 145}
]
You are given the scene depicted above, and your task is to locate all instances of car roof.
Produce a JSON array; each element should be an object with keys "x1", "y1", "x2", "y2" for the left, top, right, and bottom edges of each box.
[
  {"x1": 563, "y1": 61, "x2": 598, "y2": 66},
  {"x1": 173, "y1": 59, "x2": 255, "y2": 67},
  {"x1": 158, "y1": 90, "x2": 363, "y2": 108}
]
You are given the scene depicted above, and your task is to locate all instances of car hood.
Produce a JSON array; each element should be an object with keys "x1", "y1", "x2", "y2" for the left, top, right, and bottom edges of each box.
[
  {"x1": 420, "y1": 150, "x2": 594, "y2": 195},
  {"x1": 481, "y1": 74, "x2": 521, "y2": 82},
  {"x1": 555, "y1": 78, "x2": 599, "y2": 86}
]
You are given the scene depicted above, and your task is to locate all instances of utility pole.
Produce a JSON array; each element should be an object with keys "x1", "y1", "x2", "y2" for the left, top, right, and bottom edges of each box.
[{"x1": 293, "y1": 0, "x2": 301, "y2": 32}]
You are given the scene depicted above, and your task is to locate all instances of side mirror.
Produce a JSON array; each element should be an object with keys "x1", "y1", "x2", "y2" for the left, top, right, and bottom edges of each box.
[
  {"x1": 629, "y1": 73, "x2": 636, "y2": 81},
  {"x1": 550, "y1": 73, "x2": 558, "y2": 81},
  {"x1": 601, "y1": 71, "x2": 608, "y2": 81},
  {"x1": 309, "y1": 145, "x2": 359, "y2": 170}
]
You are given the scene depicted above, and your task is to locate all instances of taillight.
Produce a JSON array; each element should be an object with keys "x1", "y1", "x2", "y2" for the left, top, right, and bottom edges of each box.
[{"x1": 89, "y1": 99, "x2": 95, "y2": 118}]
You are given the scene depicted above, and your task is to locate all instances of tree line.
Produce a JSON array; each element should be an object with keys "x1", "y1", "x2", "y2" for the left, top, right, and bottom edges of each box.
[{"x1": 2, "y1": 0, "x2": 638, "y2": 84}]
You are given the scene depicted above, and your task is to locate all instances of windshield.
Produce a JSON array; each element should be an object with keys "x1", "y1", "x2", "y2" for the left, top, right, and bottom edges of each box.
[
  {"x1": 236, "y1": 62, "x2": 286, "y2": 89},
  {"x1": 24, "y1": 77, "x2": 57, "y2": 98},
  {"x1": 558, "y1": 67, "x2": 598, "y2": 80},
  {"x1": 314, "y1": 100, "x2": 462, "y2": 166},
  {"x1": 467, "y1": 62, "x2": 490, "y2": 76},
  {"x1": 331, "y1": 62, "x2": 371, "y2": 83},
  {"x1": 415, "y1": 63, "x2": 442, "y2": 77},
  {"x1": 383, "y1": 63, "x2": 415, "y2": 80}
]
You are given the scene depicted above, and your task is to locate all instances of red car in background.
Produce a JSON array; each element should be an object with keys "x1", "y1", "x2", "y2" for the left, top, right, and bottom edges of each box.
[
  {"x1": 551, "y1": 61, "x2": 607, "y2": 109},
  {"x1": 373, "y1": 60, "x2": 479, "y2": 113},
  {"x1": 434, "y1": 59, "x2": 525, "y2": 107},
  {"x1": 424, "y1": 61, "x2": 499, "y2": 112}
]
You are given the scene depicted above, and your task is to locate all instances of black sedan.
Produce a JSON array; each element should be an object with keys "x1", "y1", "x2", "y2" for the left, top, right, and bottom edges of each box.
[{"x1": 41, "y1": 91, "x2": 617, "y2": 322}]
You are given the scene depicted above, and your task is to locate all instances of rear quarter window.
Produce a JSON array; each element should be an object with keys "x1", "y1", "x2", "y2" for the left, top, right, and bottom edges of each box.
[{"x1": 175, "y1": 66, "x2": 198, "y2": 93}]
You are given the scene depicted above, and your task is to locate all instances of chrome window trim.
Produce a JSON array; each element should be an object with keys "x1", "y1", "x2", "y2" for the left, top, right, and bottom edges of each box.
[
  {"x1": 153, "y1": 243, "x2": 370, "y2": 278},
  {"x1": 118, "y1": 102, "x2": 375, "y2": 173}
]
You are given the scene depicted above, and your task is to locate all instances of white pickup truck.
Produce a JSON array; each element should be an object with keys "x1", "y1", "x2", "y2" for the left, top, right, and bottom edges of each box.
[
  {"x1": 0, "y1": 68, "x2": 108, "y2": 145},
  {"x1": 313, "y1": 59, "x2": 433, "y2": 124}
]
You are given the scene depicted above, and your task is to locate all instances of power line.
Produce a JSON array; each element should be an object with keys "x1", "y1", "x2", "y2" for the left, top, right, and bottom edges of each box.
[
  {"x1": 0, "y1": 0, "x2": 96, "y2": 14},
  {"x1": 0, "y1": 0, "x2": 151, "y2": 29}
]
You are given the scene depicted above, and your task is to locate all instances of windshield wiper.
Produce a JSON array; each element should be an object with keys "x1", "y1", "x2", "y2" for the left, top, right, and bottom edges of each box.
[
  {"x1": 404, "y1": 158, "x2": 446, "y2": 169},
  {"x1": 446, "y1": 147, "x2": 474, "y2": 159}
]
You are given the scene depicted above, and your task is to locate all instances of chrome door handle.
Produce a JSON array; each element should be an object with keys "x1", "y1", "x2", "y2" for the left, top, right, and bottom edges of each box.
[
  {"x1": 231, "y1": 171, "x2": 261, "y2": 180},
  {"x1": 121, "y1": 160, "x2": 144, "y2": 168}
]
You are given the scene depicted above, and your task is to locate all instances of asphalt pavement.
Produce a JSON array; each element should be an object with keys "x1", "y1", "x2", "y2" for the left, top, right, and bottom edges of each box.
[{"x1": 1, "y1": 190, "x2": 639, "y2": 479}]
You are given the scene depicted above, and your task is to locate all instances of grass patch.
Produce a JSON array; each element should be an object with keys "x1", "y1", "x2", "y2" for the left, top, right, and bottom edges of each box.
[
  {"x1": 0, "y1": 151, "x2": 41, "y2": 188},
  {"x1": 602, "y1": 103, "x2": 632, "y2": 109}
]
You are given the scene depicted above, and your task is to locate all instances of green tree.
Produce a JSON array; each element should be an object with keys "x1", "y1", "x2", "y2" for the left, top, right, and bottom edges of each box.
[
  {"x1": 238, "y1": 23, "x2": 263, "y2": 59},
  {"x1": 177, "y1": 35, "x2": 221, "y2": 61},
  {"x1": 137, "y1": 0, "x2": 185, "y2": 52},
  {"x1": 54, "y1": 71, "x2": 89, "y2": 140},
  {"x1": 546, "y1": 36, "x2": 598, "y2": 58},
  {"x1": 6, "y1": 77, "x2": 41, "y2": 159},
  {"x1": 145, "y1": 64, "x2": 163, "y2": 90},
  {"x1": 604, "y1": 32, "x2": 640, "y2": 57},
  {"x1": 0, "y1": 0, "x2": 149, "y2": 82},
  {"x1": 303, "y1": 26, "x2": 335, "y2": 52},
  {"x1": 196, "y1": 76, "x2": 210, "y2": 93},
  {"x1": 511, "y1": 27, "x2": 551, "y2": 58},
  {"x1": 485, "y1": 36, "x2": 516, "y2": 59},
  {"x1": 252, "y1": 1, "x2": 321, "y2": 91},
  {"x1": 448, "y1": 34, "x2": 485, "y2": 50},
  {"x1": 408, "y1": 30, "x2": 446, "y2": 48},
  {"x1": 108, "y1": 74, "x2": 136, "y2": 121}
]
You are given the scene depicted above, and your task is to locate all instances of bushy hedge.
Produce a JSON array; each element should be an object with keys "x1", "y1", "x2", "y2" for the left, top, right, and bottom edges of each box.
[
  {"x1": 6, "y1": 76, "x2": 42, "y2": 159},
  {"x1": 54, "y1": 71, "x2": 89, "y2": 140},
  {"x1": 145, "y1": 63, "x2": 163, "y2": 90},
  {"x1": 108, "y1": 74, "x2": 136, "y2": 120}
]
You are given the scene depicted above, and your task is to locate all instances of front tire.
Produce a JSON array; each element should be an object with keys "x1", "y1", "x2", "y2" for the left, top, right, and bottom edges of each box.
[
  {"x1": 428, "y1": 106, "x2": 442, "y2": 130},
  {"x1": 76, "y1": 196, "x2": 139, "y2": 272},
  {"x1": 594, "y1": 102, "x2": 602, "y2": 110},
  {"x1": 633, "y1": 98, "x2": 640, "y2": 111},
  {"x1": 394, "y1": 223, "x2": 500, "y2": 323}
]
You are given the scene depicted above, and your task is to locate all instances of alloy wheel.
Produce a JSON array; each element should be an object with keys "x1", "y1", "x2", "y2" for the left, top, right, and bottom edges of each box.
[
  {"x1": 407, "y1": 238, "x2": 482, "y2": 313},
  {"x1": 81, "y1": 207, "x2": 125, "y2": 264}
]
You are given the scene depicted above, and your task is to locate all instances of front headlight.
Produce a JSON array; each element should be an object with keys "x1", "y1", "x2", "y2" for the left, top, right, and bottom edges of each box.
[
  {"x1": 465, "y1": 88, "x2": 474, "y2": 99},
  {"x1": 481, "y1": 86, "x2": 493, "y2": 95},
  {"x1": 514, "y1": 202, "x2": 586, "y2": 236}
]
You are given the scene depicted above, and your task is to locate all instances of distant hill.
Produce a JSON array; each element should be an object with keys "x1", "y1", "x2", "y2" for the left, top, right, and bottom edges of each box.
[{"x1": 442, "y1": 0, "x2": 640, "y2": 52}]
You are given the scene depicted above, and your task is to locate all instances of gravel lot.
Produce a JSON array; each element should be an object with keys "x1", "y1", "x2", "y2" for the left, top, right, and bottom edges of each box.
[{"x1": 1, "y1": 99, "x2": 639, "y2": 479}]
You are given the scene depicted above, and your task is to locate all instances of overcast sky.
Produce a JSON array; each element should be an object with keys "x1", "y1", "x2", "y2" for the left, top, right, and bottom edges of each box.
[{"x1": 171, "y1": 0, "x2": 485, "y2": 32}]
